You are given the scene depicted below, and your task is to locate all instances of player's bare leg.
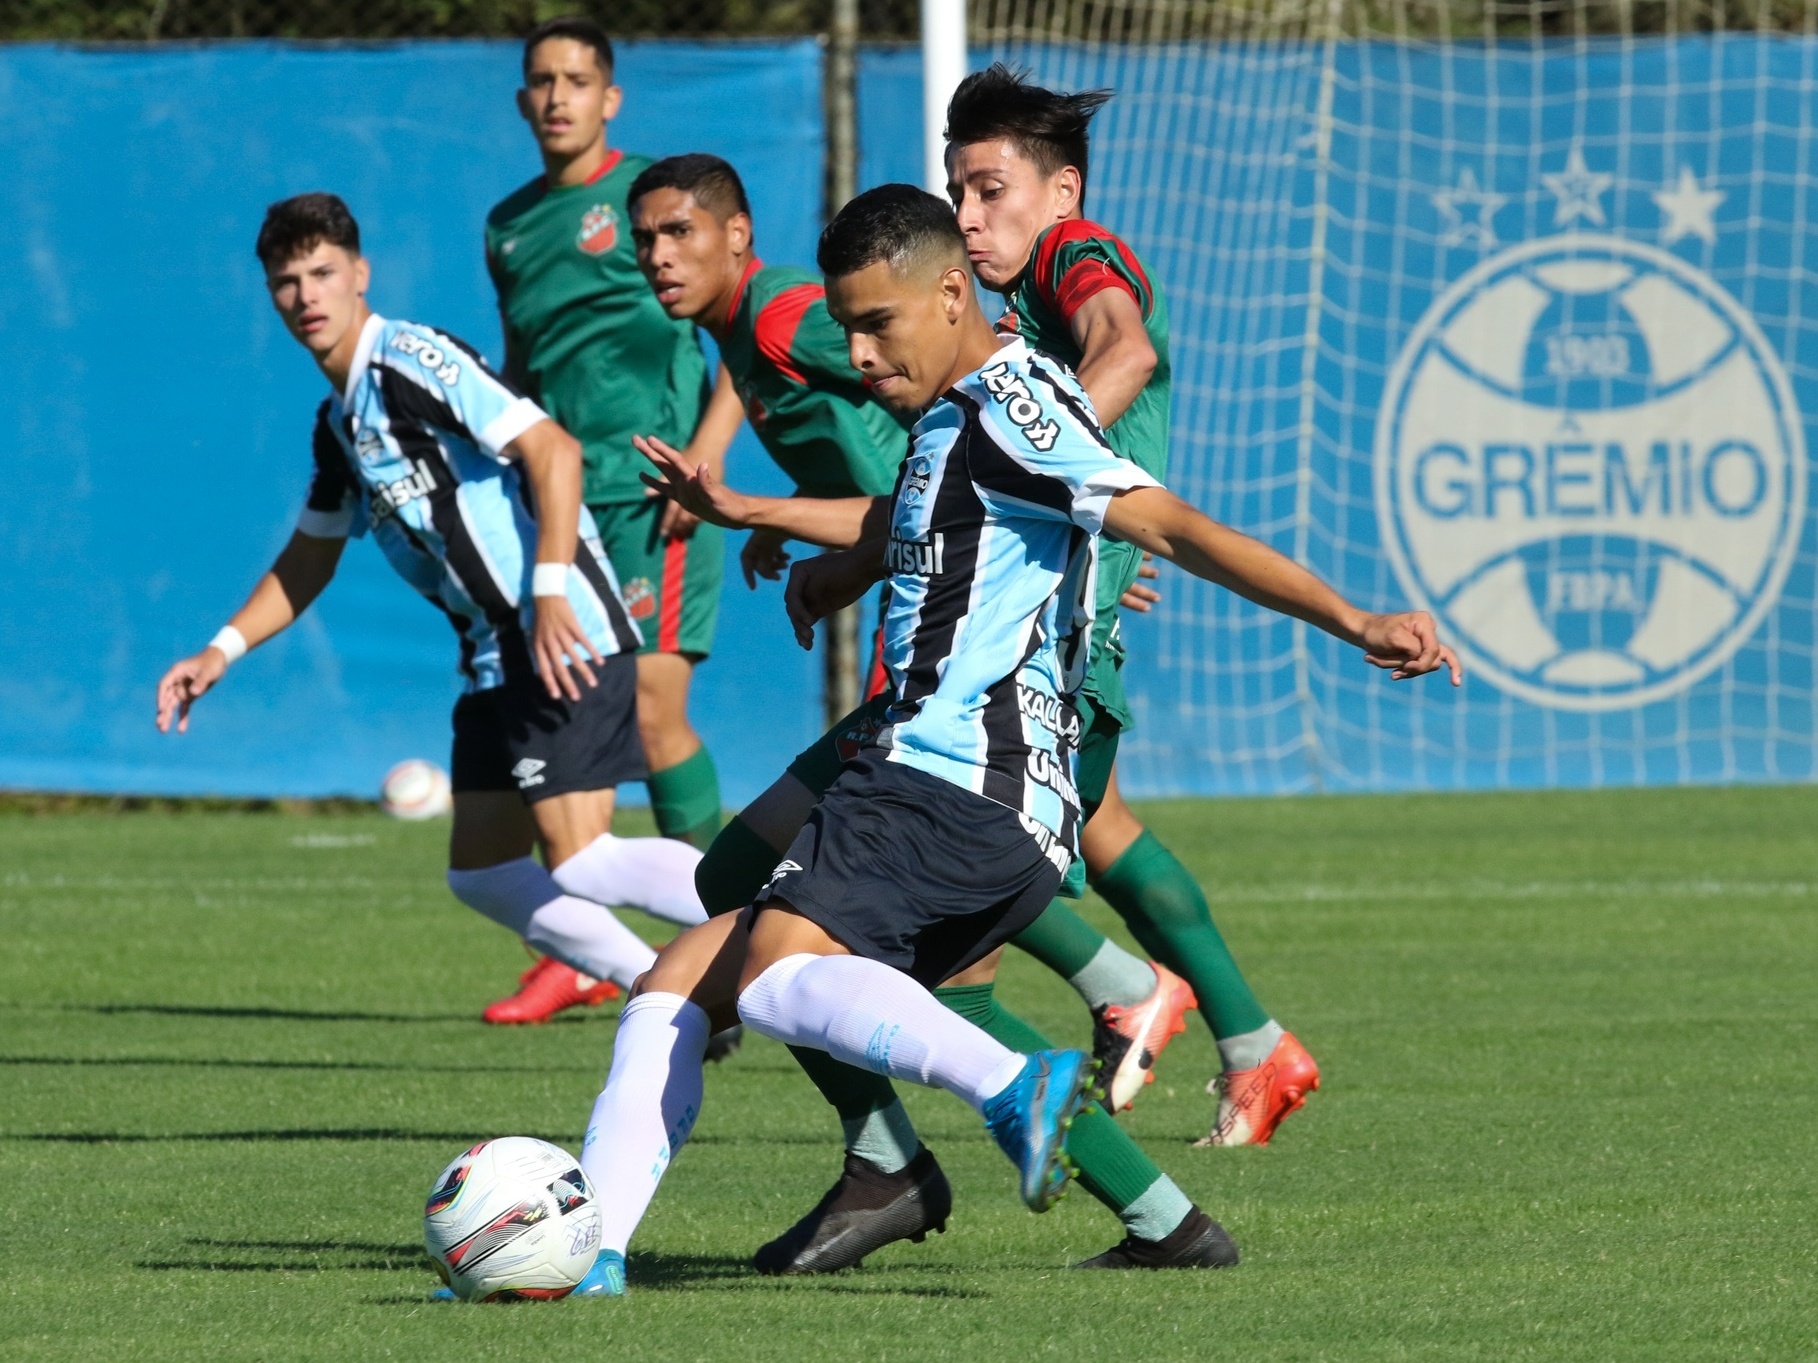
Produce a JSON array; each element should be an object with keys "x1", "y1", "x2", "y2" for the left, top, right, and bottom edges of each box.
[
  {"x1": 637, "y1": 650, "x2": 723, "y2": 847},
  {"x1": 1084, "y1": 766, "x2": 1319, "y2": 1146}
]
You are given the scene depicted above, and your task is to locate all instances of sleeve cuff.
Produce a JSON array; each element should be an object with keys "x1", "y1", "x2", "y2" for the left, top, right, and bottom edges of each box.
[
  {"x1": 476, "y1": 397, "x2": 547, "y2": 458},
  {"x1": 1070, "y1": 463, "x2": 1161, "y2": 535},
  {"x1": 297, "y1": 505, "x2": 355, "y2": 539}
]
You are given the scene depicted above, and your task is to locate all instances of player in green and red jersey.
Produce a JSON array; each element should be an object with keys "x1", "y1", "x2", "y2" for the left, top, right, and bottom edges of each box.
[
  {"x1": 479, "y1": 19, "x2": 745, "y2": 1024},
  {"x1": 945, "y1": 63, "x2": 1321, "y2": 1148}
]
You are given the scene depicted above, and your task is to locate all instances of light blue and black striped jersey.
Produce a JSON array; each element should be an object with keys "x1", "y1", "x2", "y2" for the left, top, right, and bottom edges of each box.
[
  {"x1": 874, "y1": 336, "x2": 1160, "y2": 858},
  {"x1": 297, "y1": 314, "x2": 642, "y2": 692}
]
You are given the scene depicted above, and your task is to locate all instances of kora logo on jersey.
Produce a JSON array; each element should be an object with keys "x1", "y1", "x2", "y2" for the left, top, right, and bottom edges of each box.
[
  {"x1": 577, "y1": 204, "x2": 619, "y2": 256},
  {"x1": 1376, "y1": 159, "x2": 1804, "y2": 711}
]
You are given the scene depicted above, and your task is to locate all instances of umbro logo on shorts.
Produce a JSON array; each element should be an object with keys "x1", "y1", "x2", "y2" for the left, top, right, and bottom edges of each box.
[
  {"x1": 766, "y1": 860, "x2": 802, "y2": 886},
  {"x1": 511, "y1": 758, "x2": 547, "y2": 788}
]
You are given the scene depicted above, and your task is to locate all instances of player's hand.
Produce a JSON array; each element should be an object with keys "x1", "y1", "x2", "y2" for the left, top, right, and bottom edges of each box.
[
  {"x1": 155, "y1": 649, "x2": 229, "y2": 734},
  {"x1": 784, "y1": 548, "x2": 881, "y2": 650},
  {"x1": 635, "y1": 434, "x2": 753, "y2": 530},
  {"x1": 533, "y1": 595, "x2": 602, "y2": 701},
  {"x1": 1120, "y1": 552, "x2": 1162, "y2": 612},
  {"x1": 740, "y1": 528, "x2": 792, "y2": 589},
  {"x1": 1358, "y1": 611, "x2": 1463, "y2": 685},
  {"x1": 659, "y1": 497, "x2": 702, "y2": 542}
]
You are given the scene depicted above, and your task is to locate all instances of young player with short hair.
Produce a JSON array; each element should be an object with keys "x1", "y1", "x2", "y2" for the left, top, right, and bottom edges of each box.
[
  {"x1": 564, "y1": 184, "x2": 1459, "y2": 1297},
  {"x1": 945, "y1": 63, "x2": 1318, "y2": 1147},
  {"x1": 154, "y1": 194, "x2": 707, "y2": 1013},
  {"x1": 624, "y1": 152, "x2": 1221, "y2": 1273},
  {"x1": 480, "y1": 18, "x2": 745, "y2": 1022}
]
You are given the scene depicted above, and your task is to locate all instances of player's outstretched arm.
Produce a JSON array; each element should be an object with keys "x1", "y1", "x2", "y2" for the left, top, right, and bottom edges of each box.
[
  {"x1": 635, "y1": 434, "x2": 889, "y2": 548},
  {"x1": 1102, "y1": 486, "x2": 1462, "y2": 684},
  {"x1": 154, "y1": 531, "x2": 345, "y2": 733},
  {"x1": 507, "y1": 418, "x2": 602, "y2": 702}
]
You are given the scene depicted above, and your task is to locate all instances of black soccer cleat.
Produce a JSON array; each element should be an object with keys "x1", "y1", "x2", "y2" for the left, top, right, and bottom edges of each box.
[
  {"x1": 704, "y1": 1025, "x2": 744, "y2": 1063},
  {"x1": 1073, "y1": 1206, "x2": 1240, "y2": 1270},
  {"x1": 752, "y1": 1144, "x2": 952, "y2": 1275}
]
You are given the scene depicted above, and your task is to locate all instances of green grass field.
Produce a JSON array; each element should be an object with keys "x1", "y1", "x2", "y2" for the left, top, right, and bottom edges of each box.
[{"x1": 2, "y1": 786, "x2": 1813, "y2": 1361}]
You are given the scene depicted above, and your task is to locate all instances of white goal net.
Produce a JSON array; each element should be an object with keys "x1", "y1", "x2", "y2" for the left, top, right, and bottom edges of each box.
[{"x1": 977, "y1": 0, "x2": 1818, "y2": 794}]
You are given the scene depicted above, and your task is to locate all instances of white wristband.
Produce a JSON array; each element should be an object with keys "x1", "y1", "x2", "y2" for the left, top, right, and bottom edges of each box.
[
  {"x1": 209, "y1": 625, "x2": 248, "y2": 665},
  {"x1": 531, "y1": 563, "x2": 570, "y2": 598}
]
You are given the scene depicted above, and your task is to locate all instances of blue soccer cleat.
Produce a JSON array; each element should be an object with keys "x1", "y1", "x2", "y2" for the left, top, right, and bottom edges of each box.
[
  {"x1": 569, "y1": 1249, "x2": 627, "y2": 1298},
  {"x1": 981, "y1": 1049, "x2": 1098, "y2": 1212},
  {"x1": 429, "y1": 1286, "x2": 457, "y2": 1302}
]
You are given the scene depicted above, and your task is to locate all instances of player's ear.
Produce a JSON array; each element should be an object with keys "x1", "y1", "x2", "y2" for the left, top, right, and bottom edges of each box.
[
  {"x1": 1053, "y1": 165, "x2": 1082, "y2": 218},
  {"x1": 601, "y1": 83, "x2": 624, "y2": 123},
  {"x1": 515, "y1": 86, "x2": 533, "y2": 123},
  {"x1": 728, "y1": 212, "x2": 752, "y2": 255},
  {"x1": 354, "y1": 255, "x2": 371, "y2": 297},
  {"x1": 940, "y1": 265, "x2": 970, "y2": 321}
]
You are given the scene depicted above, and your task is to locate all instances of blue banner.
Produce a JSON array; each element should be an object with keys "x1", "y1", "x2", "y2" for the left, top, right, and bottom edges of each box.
[{"x1": 0, "y1": 40, "x2": 826, "y2": 801}]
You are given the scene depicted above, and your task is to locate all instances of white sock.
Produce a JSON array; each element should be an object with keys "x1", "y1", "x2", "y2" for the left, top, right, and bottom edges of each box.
[
  {"x1": 738, "y1": 954, "x2": 1027, "y2": 1111},
  {"x1": 446, "y1": 858, "x2": 657, "y2": 988},
  {"x1": 552, "y1": 832, "x2": 708, "y2": 927},
  {"x1": 1067, "y1": 940, "x2": 1159, "y2": 1011},
  {"x1": 580, "y1": 992, "x2": 711, "y2": 1258},
  {"x1": 1217, "y1": 1019, "x2": 1284, "y2": 1074}
]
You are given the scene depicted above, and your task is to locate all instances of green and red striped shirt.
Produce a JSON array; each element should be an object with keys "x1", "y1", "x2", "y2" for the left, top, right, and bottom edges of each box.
[{"x1": 718, "y1": 261, "x2": 909, "y2": 498}]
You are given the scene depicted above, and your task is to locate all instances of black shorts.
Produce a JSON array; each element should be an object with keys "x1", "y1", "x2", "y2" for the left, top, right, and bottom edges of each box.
[
  {"x1": 756, "y1": 754, "x2": 1065, "y2": 987},
  {"x1": 449, "y1": 654, "x2": 646, "y2": 804}
]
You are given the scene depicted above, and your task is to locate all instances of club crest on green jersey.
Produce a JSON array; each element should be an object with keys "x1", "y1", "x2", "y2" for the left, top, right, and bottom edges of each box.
[{"x1": 577, "y1": 204, "x2": 619, "y2": 256}]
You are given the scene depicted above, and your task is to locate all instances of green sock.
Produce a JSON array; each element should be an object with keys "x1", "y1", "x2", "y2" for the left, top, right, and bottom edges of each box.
[
  {"x1": 695, "y1": 815, "x2": 781, "y2": 916},
  {"x1": 1095, "y1": 830, "x2": 1270, "y2": 1041},
  {"x1": 933, "y1": 982, "x2": 1190, "y2": 1232},
  {"x1": 647, "y1": 746, "x2": 722, "y2": 848},
  {"x1": 1010, "y1": 899, "x2": 1108, "y2": 978}
]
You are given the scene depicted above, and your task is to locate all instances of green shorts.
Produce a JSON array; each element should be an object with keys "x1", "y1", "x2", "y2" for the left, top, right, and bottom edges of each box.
[
  {"x1": 785, "y1": 683, "x2": 1125, "y2": 901},
  {"x1": 590, "y1": 499, "x2": 723, "y2": 658}
]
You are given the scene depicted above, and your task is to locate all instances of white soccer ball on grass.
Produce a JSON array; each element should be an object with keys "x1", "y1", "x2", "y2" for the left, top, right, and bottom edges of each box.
[
  {"x1": 379, "y1": 759, "x2": 452, "y2": 820},
  {"x1": 423, "y1": 1137, "x2": 601, "y2": 1301}
]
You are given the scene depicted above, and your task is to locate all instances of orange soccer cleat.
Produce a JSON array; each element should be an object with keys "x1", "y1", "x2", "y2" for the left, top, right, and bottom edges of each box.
[
  {"x1": 481, "y1": 955, "x2": 620, "y2": 1025},
  {"x1": 1091, "y1": 963, "x2": 1198, "y2": 1113},
  {"x1": 1197, "y1": 1030, "x2": 1320, "y2": 1147}
]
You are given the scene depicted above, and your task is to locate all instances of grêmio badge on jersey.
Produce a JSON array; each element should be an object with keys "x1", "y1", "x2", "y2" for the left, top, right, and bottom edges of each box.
[{"x1": 1376, "y1": 153, "x2": 1801, "y2": 713}]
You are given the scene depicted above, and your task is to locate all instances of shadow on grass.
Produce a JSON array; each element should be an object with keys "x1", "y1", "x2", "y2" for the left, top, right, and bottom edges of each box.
[
  {"x1": 73, "y1": 1004, "x2": 482, "y2": 1024},
  {"x1": 628, "y1": 1252, "x2": 988, "y2": 1299},
  {"x1": 0, "y1": 1055, "x2": 589, "y2": 1075},
  {"x1": 140, "y1": 1237, "x2": 430, "y2": 1274},
  {"x1": 6, "y1": 1128, "x2": 578, "y2": 1145}
]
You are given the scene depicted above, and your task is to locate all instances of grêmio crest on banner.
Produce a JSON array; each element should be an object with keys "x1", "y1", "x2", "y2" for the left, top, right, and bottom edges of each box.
[{"x1": 1375, "y1": 151, "x2": 1806, "y2": 712}]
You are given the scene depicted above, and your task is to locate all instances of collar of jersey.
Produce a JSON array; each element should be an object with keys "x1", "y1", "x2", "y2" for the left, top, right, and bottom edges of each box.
[
  {"x1": 924, "y1": 333, "x2": 1029, "y2": 426},
  {"x1": 724, "y1": 257, "x2": 764, "y2": 330},
  {"x1": 341, "y1": 312, "x2": 387, "y2": 404},
  {"x1": 542, "y1": 147, "x2": 624, "y2": 194}
]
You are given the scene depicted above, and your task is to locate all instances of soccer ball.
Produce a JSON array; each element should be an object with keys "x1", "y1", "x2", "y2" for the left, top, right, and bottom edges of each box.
[
  {"x1": 380, "y1": 759, "x2": 451, "y2": 820},
  {"x1": 422, "y1": 1137, "x2": 601, "y2": 1301}
]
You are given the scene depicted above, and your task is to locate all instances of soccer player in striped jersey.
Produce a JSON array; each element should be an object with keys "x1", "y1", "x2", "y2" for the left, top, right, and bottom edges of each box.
[
  {"x1": 945, "y1": 63, "x2": 1319, "y2": 1147},
  {"x1": 154, "y1": 194, "x2": 708, "y2": 1011},
  {"x1": 480, "y1": 19, "x2": 745, "y2": 1022},
  {"x1": 622, "y1": 152, "x2": 1220, "y2": 1272},
  {"x1": 566, "y1": 186, "x2": 1458, "y2": 1295}
]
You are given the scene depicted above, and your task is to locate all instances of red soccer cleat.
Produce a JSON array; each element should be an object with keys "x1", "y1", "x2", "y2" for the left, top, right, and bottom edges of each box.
[
  {"x1": 1091, "y1": 963, "x2": 1197, "y2": 1113},
  {"x1": 481, "y1": 956, "x2": 620, "y2": 1025},
  {"x1": 1197, "y1": 1030, "x2": 1320, "y2": 1147}
]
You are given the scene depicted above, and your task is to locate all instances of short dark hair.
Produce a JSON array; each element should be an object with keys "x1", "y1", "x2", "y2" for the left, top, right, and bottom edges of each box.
[
  {"x1": 817, "y1": 184, "x2": 966, "y2": 279},
  {"x1": 944, "y1": 62, "x2": 1111, "y2": 187},
  {"x1": 522, "y1": 16, "x2": 614, "y2": 78},
  {"x1": 256, "y1": 192, "x2": 360, "y2": 270},
  {"x1": 628, "y1": 154, "x2": 751, "y2": 221}
]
